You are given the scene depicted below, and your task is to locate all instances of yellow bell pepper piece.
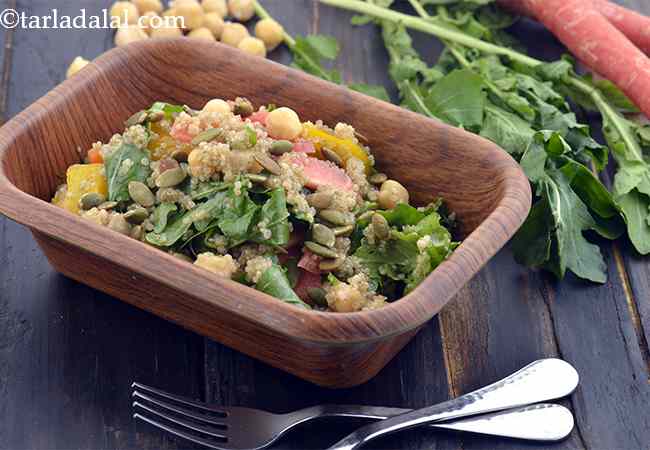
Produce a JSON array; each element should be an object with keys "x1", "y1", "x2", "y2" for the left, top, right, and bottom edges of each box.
[
  {"x1": 60, "y1": 163, "x2": 108, "y2": 214},
  {"x1": 303, "y1": 124, "x2": 371, "y2": 173},
  {"x1": 147, "y1": 122, "x2": 191, "y2": 161}
]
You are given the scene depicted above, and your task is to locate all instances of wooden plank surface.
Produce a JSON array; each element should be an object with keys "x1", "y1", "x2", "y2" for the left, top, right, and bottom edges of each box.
[{"x1": 0, "y1": 0, "x2": 649, "y2": 449}]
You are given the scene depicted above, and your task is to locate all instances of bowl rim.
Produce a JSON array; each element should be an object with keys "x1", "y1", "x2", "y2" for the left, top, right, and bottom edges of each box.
[{"x1": 0, "y1": 39, "x2": 531, "y2": 345}]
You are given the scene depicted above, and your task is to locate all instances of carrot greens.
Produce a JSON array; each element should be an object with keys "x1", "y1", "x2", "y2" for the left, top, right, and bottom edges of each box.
[{"x1": 309, "y1": 0, "x2": 650, "y2": 282}]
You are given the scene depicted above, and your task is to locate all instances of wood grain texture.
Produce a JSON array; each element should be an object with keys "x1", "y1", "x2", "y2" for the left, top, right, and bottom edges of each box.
[{"x1": 0, "y1": 37, "x2": 530, "y2": 387}]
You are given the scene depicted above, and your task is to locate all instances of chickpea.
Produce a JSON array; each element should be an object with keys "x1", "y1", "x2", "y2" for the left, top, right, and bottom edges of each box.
[
  {"x1": 202, "y1": 98, "x2": 231, "y2": 114},
  {"x1": 110, "y1": 1, "x2": 140, "y2": 26},
  {"x1": 150, "y1": 23, "x2": 183, "y2": 38},
  {"x1": 132, "y1": 0, "x2": 163, "y2": 14},
  {"x1": 188, "y1": 27, "x2": 216, "y2": 41},
  {"x1": 176, "y1": 0, "x2": 204, "y2": 30},
  {"x1": 378, "y1": 180, "x2": 409, "y2": 210},
  {"x1": 194, "y1": 253, "x2": 238, "y2": 278},
  {"x1": 228, "y1": 0, "x2": 255, "y2": 22},
  {"x1": 202, "y1": 12, "x2": 224, "y2": 39},
  {"x1": 266, "y1": 107, "x2": 302, "y2": 140},
  {"x1": 220, "y1": 22, "x2": 249, "y2": 47},
  {"x1": 254, "y1": 18, "x2": 284, "y2": 51},
  {"x1": 139, "y1": 11, "x2": 159, "y2": 35},
  {"x1": 114, "y1": 24, "x2": 149, "y2": 47},
  {"x1": 202, "y1": 0, "x2": 227, "y2": 18},
  {"x1": 238, "y1": 36, "x2": 266, "y2": 57},
  {"x1": 66, "y1": 56, "x2": 89, "y2": 78}
]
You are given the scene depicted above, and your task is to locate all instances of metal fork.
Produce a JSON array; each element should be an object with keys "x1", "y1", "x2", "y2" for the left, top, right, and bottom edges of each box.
[{"x1": 132, "y1": 360, "x2": 577, "y2": 450}]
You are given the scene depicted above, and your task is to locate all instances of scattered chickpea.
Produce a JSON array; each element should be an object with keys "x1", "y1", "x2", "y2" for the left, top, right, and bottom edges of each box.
[
  {"x1": 254, "y1": 18, "x2": 284, "y2": 51},
  {"x1": 238, "y1": 36, "x2": 266, "y2": 57},
  {"x1": 202, "y1": 98, "x2": 231, "y2": 114},
  {"x1": 132, "y1": 0, "x2": 163, "y2": 14},
  {"x1": 176, "y1": 0, "x2": 204, "y2": 30},
  {"x1": 194, "y1": 253, "x2": 238, "y2": 278},
  {"x1": 139, "y1": 11, "x2": 159, "y2": 35},
  {"x1": 109, "y1": 1, "x2": 140, "y2": 26},
  {"x1": 66, "y1": 56, "x2": 89, "y2": 78},
  {"x1": 188, "y1": 27, "x2": 216, "y2": 41},
  {"x1": 266, "y1": 107, "x2": 302, "y2": 140},
  {"x1": 228, "y1": 0, "x2": 255, "y2": 22},
  {"x1": 220, "y1": 22, "x2": 249, "y2": 47},
  {"x1": 150, "y1": 23, "x2": 183, "y2": 38},
  {"x1": 202, "y1": 12, "x2": 225, "y2": 39},
  {"x1": 378, "y1": 180, "x2": 409, "y2": 210},
  {"x1": 202, "y1": 0, "x2": 228, "y2": 18},
  {"x1": 114, "y1": 24, "x2": 149, "y2": 47}
]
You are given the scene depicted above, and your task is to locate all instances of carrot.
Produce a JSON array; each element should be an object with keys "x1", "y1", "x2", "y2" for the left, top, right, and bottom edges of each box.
[
  {"x1": 498, "y1": 0, "x2": 650, "y2": 56},
  {"x1": 87, "y1": 147, "x2": 103, "y2": 164},
  {"x1": 593, "y1": 0, "x2": 650, "y2": 56},
  {"x1": 505, "y1": 0, "x2": 650, "y2": 120}
]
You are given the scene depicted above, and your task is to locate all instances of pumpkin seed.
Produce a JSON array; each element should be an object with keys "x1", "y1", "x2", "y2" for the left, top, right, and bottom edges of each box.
[
  {"x1": 372, "y1": 213, "x2": 390, "y2": 240},
  {"x1": 312, "y1": 223, "x2": 336, "y2": 248},
  {"x1": 98, "y1": 201, "x2": 118, "y2": 211},
  {"x1": 357, "y1": 210, "x2": 374, "y2": 222},
  {"x1": 246, "y1": 173, "x2": 268, "y2": 184},
  {"x1": 322, "y1": 148, "x2": 343, "y2": 167},
  {"x1": 183, "y1": 105, "x2": 199, "y2": 116},
  {"x1": 156, "y1": 167, "x2": 187, "y2": 188},
  {"x1": 124, "y1": 207, "x2": 149, "y2": 225},
  {"x1": 233, "y1": 97, "x2": 254, "y2": 117},
  {"x1": 307, "y1": 287, "x2": 328, "y2": 307},
  {"x1": 305, "y1": 241, "x2": 339, "y2": 259},
  {"x1": 307, "y1": 192, "x2": 333, "y2": 210},
  {"x1": 319, "y1": 257, "x2": 345, "y2": 272},
  {"x1": 333, "y1": 224, "x2": 354, "y2": 236},
  {"x1": 108, "y1": 214, "x2": 131, "y2": 235},
  {"x1": 125, "y1": 110, "x2": 147, "y2": 127},
  {"x1": 191, "y1": 128, "x2": 222, "y2": 146},
  {"x1": 147, "y1": 110, "x2": 165, "y2": 122},
  {"x1": 128, "y1": 181, "x2": 155, "y2": 207},
  {"x1": 254, "y1": 153, "x2": 281, "y2": 175},
  {"x1": 130, "y1": 225, "x2": 144, "y2": 240},
  {"x1": 318, "y1": 209, "x2": 353, "y2": 226},
  {"x1": 79, "y1": 192, "x2": 105, "y2": 210},
  {"x1": 269, "y1": 140, "x2": 293, "y2": 155},
  {"x1": 369, "y1": 172, "x2": 388, "y2": 185}
]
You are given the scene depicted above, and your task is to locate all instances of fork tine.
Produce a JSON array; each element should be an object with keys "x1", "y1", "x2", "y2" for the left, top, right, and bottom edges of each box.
[
  {"x1": 133, "y1": 401, "x2": 227, "y2": 440},
  {"x1": 133, "y1": 391, "x2": 227, "y2": 427},
  {"x1": 134, "y1": 413, "x2": 228, "y2": 450},
  {"x1": 132, "y1": 382, "x2": 228, "y2": 415}
]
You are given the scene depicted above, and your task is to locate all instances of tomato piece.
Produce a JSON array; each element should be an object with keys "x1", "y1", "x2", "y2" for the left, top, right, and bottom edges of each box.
[
  {"x1": 292, "y1": 140, "x2": 316, "y2": 154},
  {"x1": 87, "y1": 147, "x2": 103, "y2": 164},
  {"x1": 249, "y1": 110, "x2": 269, "y2": 126},
  {"x1": 303, "y1": 123, "x2": 371, "y2": 173},
  {"x1": 288, "y1": 154, "x2": 355, "y2": 192}
]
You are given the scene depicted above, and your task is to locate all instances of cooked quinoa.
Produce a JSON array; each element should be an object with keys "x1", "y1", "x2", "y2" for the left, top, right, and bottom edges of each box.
[{"x1": 52, "y1": 98, "x2": 458, "y2": 312}]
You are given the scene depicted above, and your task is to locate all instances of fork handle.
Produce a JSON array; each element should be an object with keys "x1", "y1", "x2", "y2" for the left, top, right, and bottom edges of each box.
[
  {"x1": 287, "y1": 403, "x2": 573, "y2": 441},
  {"x1": 326, "y1": 358, "x2": 579, "y2": 450}
]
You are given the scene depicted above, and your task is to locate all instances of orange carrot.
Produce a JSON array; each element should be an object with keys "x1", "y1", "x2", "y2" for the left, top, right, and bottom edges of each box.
[
  {"x1": 87, "y1": 147, "x2": 103, "y2": 164},
  {"x1": 593, "y1": 0, "x2": 650, "y2": 56},
  {"x1": 498, "y1": 0, "x2": 650, "y2": 56},
  {"x1": 506, "y1": 0, "x2": 650, "y2": 119}
]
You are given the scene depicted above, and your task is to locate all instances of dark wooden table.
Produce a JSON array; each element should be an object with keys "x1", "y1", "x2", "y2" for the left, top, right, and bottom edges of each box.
[{"x1": 1, "y1": 1, "x2": 649, "y2": 449}]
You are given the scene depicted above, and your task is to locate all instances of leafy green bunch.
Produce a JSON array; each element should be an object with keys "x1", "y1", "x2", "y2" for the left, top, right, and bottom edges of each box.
[{"x1": 312, "y1": 0, "x2": 650, "y2": 283}]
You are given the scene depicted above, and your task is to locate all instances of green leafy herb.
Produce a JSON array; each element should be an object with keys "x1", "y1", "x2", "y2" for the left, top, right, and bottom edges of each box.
[
  {"x1": 252, "y1": 188, "x2": 290, "y2": 247},
  {"x1": 256, "y1": 265, "x2": 311, "y2": 309},
  {"x1": 152, "y1": 203, "x2": 178, "y2": 234},
  {"x1": 244, "y1": 125, "x2": 257, "y2": 147},
  {"x1": 147, "y1": 102, "x2": 185, "y2": 119},
  {"x1": 104, "y1": 143, "x2": 151, "y2": 202}
]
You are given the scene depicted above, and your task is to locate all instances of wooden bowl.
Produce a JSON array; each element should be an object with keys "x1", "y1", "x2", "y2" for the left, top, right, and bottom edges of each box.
[{"x1": 0, "y1": 39, "x2": 530, "y2": 388}]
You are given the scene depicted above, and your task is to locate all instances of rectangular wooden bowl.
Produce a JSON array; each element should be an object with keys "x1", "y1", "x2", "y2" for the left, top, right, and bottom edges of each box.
[{"x1": 0, "y1": 39, "x2": 531, "y2": 388}]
